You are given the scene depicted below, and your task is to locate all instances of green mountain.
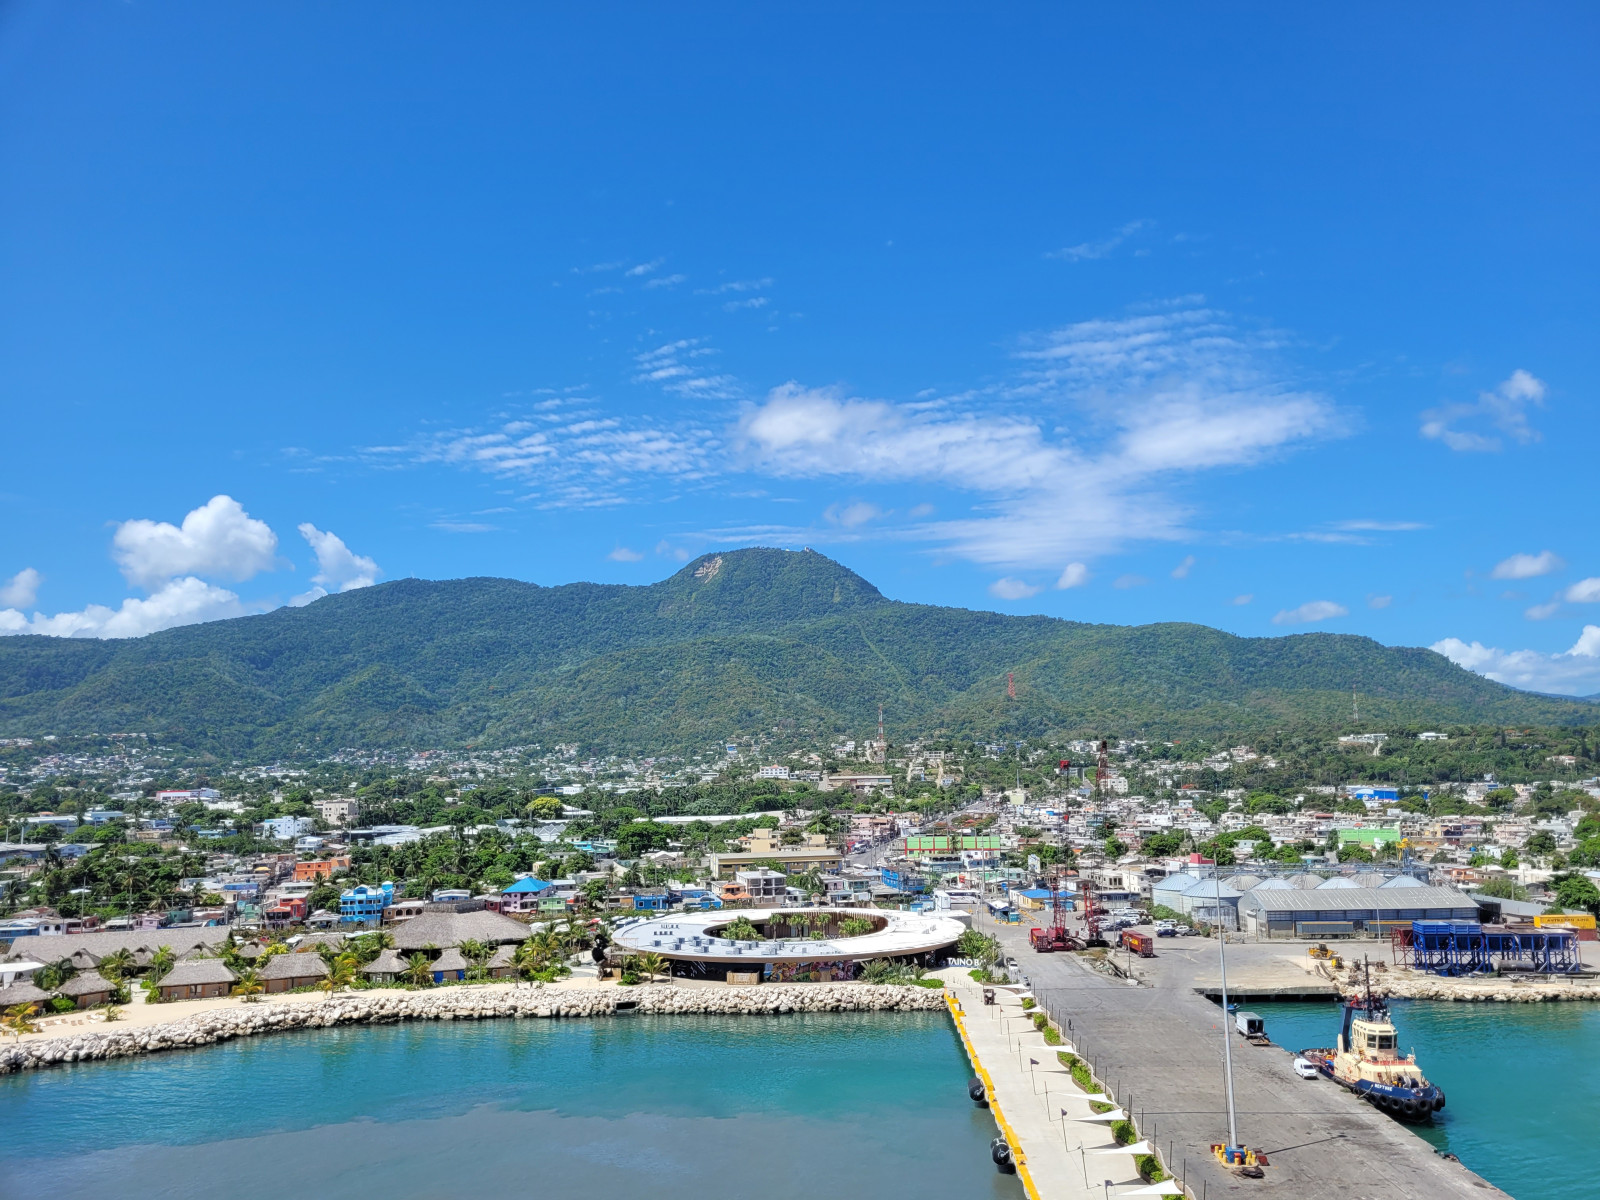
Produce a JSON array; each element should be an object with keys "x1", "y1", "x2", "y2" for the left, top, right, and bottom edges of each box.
[{"x1": 0, "y1": 548, "x2": 1592, "y2": 757}]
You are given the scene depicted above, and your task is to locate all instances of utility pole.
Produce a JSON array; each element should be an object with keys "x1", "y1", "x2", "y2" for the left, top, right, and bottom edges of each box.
[{"x1": 1216, "y1": 916, "x2": 1240, "y2": 1149}]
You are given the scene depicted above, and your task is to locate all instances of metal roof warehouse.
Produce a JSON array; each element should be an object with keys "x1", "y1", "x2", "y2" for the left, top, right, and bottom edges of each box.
[{"x1": 1236, "y1": 885, "x2": 1479, "y2": 939}]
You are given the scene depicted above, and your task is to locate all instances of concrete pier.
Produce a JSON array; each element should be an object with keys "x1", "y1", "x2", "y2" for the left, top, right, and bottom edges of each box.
[
  {"x1": 944, "y1": 972, "x2": 1152, "y2": 1200},
  {"x1": 972, "y1": 911, "x2": 1511, "y2": 1200}
]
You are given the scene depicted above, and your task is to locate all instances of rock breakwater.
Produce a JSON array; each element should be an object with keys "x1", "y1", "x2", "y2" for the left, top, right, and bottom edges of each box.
[
  {"x1": 1354, "y1": 976, "x2": 1600, "y2": 1003},
  {"x1": 0, "y1": 983, "x2": 947, "y2": 1075}
]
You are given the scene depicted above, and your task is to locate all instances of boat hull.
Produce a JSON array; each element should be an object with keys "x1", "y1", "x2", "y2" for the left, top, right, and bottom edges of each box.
[{"x1": 1298, "y1": 1050, "x2": 1445, "y2": 1123}]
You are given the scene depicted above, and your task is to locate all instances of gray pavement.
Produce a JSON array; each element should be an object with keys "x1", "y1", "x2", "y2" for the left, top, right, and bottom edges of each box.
[{"x1": 973, "y1": 909, "x2": 1509, "y2": 1200}]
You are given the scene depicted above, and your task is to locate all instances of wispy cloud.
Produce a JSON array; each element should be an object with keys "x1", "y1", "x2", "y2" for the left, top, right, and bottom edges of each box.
[
  {"x1": 379, "y1": 394, "x2": 715, "y2": 509},
  {"x1": 1434, "y1": 625, "x2": 1600, "y2": 695},
  {"x1": 1367, "y1": 594, "x2": 1392, "y2": 609},
  {"x1": 697, "y1": 278, "x2": 774, "y2": 295},
  {"x1": 608, "y1": 546, "x2": 644, "y2": 562},
  {"x1": 723, "y1": 296, "x2": 769, "y2": 311},
  {"x1": 1421, "y1": 369, "x2": 1546, "y2": 452},
  {"x1": 1048, "y1": 220, "x2": 1152, "y2": 262},
  {"x1": 633, "y1": 339, "x2": 740, "y2": 400},
  {"x1": 824, "y1": 501, "x2": 884, "y2": 529},
  {"x1": 1056, "y1": 563, "x2": 1090, "y2": 589},
  {"x1": 644, "y1": 274, "x2": 687, "y2": 289},
  {"x1": 1171, "y1": 555, "x2": 1196, "y2": 579},
  {"x1": 989, "y1": 577, "x2": 1042, "y2": 600},
  {"x1": 624, "y1": 259, "x2": 665, "y2": 277},
  {"x1": 1566, "y1": 578, "x2": 1600, "y2": 603},
  {"x1": 733, "y1": 303, "x2": 1343, "y2": 570},
  {"x1": 1230, "y1": 594, "x2": 1253, "y2": 606},
  {"x1": 1491, "y1": 550, "x2": 1563, "y2": 580},
  {"x1": 1272, "y1": 600, "x2": 1348, "y2": 625}
]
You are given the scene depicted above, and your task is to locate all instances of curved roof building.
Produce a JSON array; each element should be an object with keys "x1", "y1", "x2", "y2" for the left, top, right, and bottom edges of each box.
[{"x1": 610, "y1": 907, "x2": 966, "y2": 982}]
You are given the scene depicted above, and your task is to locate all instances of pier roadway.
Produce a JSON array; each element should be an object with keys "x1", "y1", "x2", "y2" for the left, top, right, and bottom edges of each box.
[
  {"x1": 943, "y1": 974, "x2": 1141, "y2": 1200},
  {"x1": 976, "y1": 913, "x2": 1509, "y2": 1200}
]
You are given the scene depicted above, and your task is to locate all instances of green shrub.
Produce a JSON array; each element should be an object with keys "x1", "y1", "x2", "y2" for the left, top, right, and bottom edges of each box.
[
  {"x1": 912, "y1": 978, "x2": 945, "y2": 989},
  {"x1": 1111, "y1": 1119, "x2": 1137, "y2": 1145},
  {"x1": 1042, "y1": 1026, "x2": 1061, "y2": 1045},
  {"x1": 1134, "y1": 1154, "x2": 1167, "y2": 1183},
  {"x1": 1031, "y1": 1011, "x2": 1048, "y2": 1030},
  {"x1": 1020, "y1": 996, "x2": 1036, "y2": 1010}
]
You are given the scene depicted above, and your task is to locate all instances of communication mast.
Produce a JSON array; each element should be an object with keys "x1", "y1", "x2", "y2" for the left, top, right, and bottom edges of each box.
[
  {"x1": 878, "y1": 703, "x2": 884, "y2": 745},
  {"x1": 1094, "y1": 738, "x2": 1110, "y2": 800},
  {"x1": 1007, "y1": 672, "x2": 1016, "y2": 699}
]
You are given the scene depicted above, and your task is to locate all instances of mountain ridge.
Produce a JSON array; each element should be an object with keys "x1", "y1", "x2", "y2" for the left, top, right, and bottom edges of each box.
[{"x1": 0, "y1": 548, "x2": 1593, "y2": 756}]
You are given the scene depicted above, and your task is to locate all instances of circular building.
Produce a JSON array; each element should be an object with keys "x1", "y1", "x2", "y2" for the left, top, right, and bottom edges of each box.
[{"x1": 608, "y1": 907, "x2": 967, "y2": 983}]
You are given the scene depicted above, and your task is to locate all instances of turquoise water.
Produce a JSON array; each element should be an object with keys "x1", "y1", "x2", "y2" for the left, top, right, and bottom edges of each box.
[
  {"x1": 1246, "y1": 999, "x2": 1600, "y2": 1199},
  {"x1": 0, "y1": 1012, "x2": 1024, "y2": 1200}
]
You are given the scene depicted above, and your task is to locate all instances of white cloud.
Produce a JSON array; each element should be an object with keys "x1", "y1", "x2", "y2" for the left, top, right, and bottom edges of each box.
[
  {"x1": 643, "y1": 274, "x2": 687, "y2": 289},
  {"x1": 1432, "y1": 625, "x2": 1600, "y2": 695},
  {"x1": 112, "y1": 495, "x2": 278, "y2": 589},
  {"x1": 824, "y1": 501, "x2": 883, "y2": 529},
  {"x1": 908, "y1": 502, "x2": 936, "y2": 518},
  {"x1": 989, "y1": 577, "x2": 1042, "y2": 600},
  {"x1": 1525, "y1": 602, "x2": 1561, "y2": 620},
  {"x1": 0, "y1": 577, "x2": 244, "y2": 639},
  {"x1": 290, "y1": 524, "x2": 381, "y2": 605},
  {"x1": 723, "y1": 297, "x2": 770, "y2": 311},
  {"x1": 1056, "y1": 562, "x2": 1090, "y2": 589},
  {"x1": 608, "y1": 546, "x2": 644, "y2": 562},
  {"x1": 0, "y1": 568, "x2": 41, "y2": 609},
  {"x1": 1048, "y1": 220, "x2": 1152, "y2": 262},
  {"x1": 655, "y1": 540, "x2": 691, "y2": 562},
  {"x1": 1114, "y1": 574, "x2": 1149, "y2": 589},
  {"x1": 1333, "y1": 520, "x2": 1428, "y2": 532},
  {"x1": 1564, "y1": 578, "x2": 1600, "y2": 603},
  {"x1": 624, "y1": 259, "x2": 664, "y2": 277},
  {"x1": 1171, "y1": 555, "x2": 1196, "y2": 579},
  {"x1": 1420, "y1": 369, "x2": 1547, "y2": 452},
  {"x1": 733, "y1": 305, "x2": 1339, "y2": 570},
  {"x1": 1491, "y1": 550, "x2": 1564, "y2": 580},
  {"x1": 1230, "y1": 594, "x2": 1253, "y2": 606},
  {"x1": 1368, "y1": 594, "x2": 1393, "y2": 610},
  {"x1": 1272, "y1": 600, "x2": 1348, "y2": 625},
  {"x1": 697, "y1": 278, "x2": 773, "y2": 295},
  {"x1": 632, "y1": 339, "x2": 740, "y2": 400}
]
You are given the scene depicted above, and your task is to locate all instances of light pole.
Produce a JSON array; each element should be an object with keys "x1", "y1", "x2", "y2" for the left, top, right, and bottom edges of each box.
[{"x1": 1216, "y1": 912, "x2": 1239, "y2": 1149}]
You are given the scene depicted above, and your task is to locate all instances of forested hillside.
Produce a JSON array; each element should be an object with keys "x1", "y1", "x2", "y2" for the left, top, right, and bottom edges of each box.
[{"x1": 0, "y1": 548, "x2": 1592, "y2": 757}]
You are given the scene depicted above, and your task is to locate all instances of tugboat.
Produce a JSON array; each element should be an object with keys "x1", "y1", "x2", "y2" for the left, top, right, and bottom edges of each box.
[{"x1": 1299, "y1": 961, "x2": 1445, "y2": 1122}]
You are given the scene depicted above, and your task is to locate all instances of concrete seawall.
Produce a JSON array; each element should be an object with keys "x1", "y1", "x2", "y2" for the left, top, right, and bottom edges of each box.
[{"x1": 0, "y1": 983, "x2": 946, "y2": 1075}]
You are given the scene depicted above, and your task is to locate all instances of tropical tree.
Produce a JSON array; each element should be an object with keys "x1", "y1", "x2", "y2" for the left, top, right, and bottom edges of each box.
[
  {"x1": 144, "y1": 946, "x2": 176, "y2": 990},
  {"x1": 319, "y1": 953, "x2": 360, "y2": 999},
  {"x1": 100, "y1": 947, "x2": 136, "y2": 982},
  {"x1": 635, "y1": 952, "x2": 670, "y2": 984},
  {"x1": 2, "y1": 1002, "x2": 41, "y2": 1040},
  {"x1": 403, "y1": 953, "x2": 435, "y2": 987},
  {"x1": 234, "y1": 969, "x2": 264, "y2": 1003},
  {"x1": 35, "y1": 958, "x2": 77, "y2": 992},
  {"x1": 720, "y1": 915, "x2": 760, "y2": 942}
]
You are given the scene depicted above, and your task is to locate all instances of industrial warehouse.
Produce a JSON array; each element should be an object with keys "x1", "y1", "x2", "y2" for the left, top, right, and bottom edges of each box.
[{"x1": 1235, "y1": 885, "x2": 1480, "y2": 939}]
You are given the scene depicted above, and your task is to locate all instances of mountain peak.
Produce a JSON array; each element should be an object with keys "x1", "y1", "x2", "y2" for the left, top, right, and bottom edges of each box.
[{"x1": 652, "y1": 547, "x2": 884, "y2": 620}]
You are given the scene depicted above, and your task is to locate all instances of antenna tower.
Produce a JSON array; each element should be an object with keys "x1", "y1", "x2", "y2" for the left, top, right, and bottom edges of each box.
[
  {"x1": 1007, "y1": 672, "x2": 1016, "y2": 699},
  {"x1": 1095, "y1": 738, "x2": 1110, "y2": 800},
  {"x1": 1353, "y1": 685, "x2": 1359, "y2": 724},
  {"x1": 877, "y1": 703, "x2": 884, "y2": 746}
]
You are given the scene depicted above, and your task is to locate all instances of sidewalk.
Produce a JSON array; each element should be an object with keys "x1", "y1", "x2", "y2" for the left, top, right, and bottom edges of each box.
[{"x1": 942, "y1": 969, "x2": 1166, "y2": 1200}]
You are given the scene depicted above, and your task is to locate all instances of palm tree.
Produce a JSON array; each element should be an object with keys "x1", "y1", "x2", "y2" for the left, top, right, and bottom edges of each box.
[
  {"x1": 145, "y1": 946, "x2": 176, "y2": 989},
  {"x1": 101, "y1": 947, "x2": 136, "y2": 982},
  {"x1": 403, "y1": 953, "x2": 434, "y2": 987},
  {"x1": 636, "y1": 952, "x2": 670, "y2": 984},
  {"x1": 3, "y1": 1002, "x2": 41, "y2": 1039},
  {"x1": 319, "y1": 953, "x2": 360, "y2": 999},
  {"x1": 720, "y1": 915, "x2": 760, "y2": 942},
  {"x1": 234, "y1": 968, "x2": 264, "y2": 1003}
]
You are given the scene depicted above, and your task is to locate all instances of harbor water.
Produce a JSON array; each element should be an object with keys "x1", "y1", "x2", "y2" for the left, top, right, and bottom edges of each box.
[
  {"x1": 1244, "y1": 998, "x2": 1600, "y2": 1199},
  {"x1": 0, "y1": 1010, "x2": 1025, "y2": 1200}
]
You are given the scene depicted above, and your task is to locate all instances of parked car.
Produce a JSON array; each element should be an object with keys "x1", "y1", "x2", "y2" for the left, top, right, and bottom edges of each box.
[{"x1": 1292, "y1": 1057, "x2": 1319, "y2": 1080}]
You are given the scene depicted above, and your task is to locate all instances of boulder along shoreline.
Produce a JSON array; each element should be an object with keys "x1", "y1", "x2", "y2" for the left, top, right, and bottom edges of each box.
[
  {"x1": 0, "y1": 983, "x2": 948, "y2": 1075},
  {"x1": 1354, "y1": 978, "x2": 1600, "y2": 1003}
]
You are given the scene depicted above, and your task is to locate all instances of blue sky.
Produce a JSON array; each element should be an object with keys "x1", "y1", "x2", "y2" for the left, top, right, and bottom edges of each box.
[{"x1": 2, "y1": 4, "x2": 1598, "y2": 694}]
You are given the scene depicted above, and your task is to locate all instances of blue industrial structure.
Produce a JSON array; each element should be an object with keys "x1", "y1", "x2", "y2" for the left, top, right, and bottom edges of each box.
[{"x1": 1395, "y1": 920, "x2": 1580, "y2": 975}]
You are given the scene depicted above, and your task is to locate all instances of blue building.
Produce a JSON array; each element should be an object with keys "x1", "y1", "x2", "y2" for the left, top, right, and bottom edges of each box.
[
  {"x1": 340, "y1": 881, "x2": 394, "y2": 924},
  {"x1": 1350, "y1": 786, "x2": 1400, "y2": 803},
  {"x1": 879, "y1": 864, "x2": 927, "y2": 894}
]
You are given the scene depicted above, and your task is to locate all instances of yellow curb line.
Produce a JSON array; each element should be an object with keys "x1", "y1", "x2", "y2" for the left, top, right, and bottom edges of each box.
[{"x1": 946, "y1": 994, "x2": 1045, "y2": 1200}]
